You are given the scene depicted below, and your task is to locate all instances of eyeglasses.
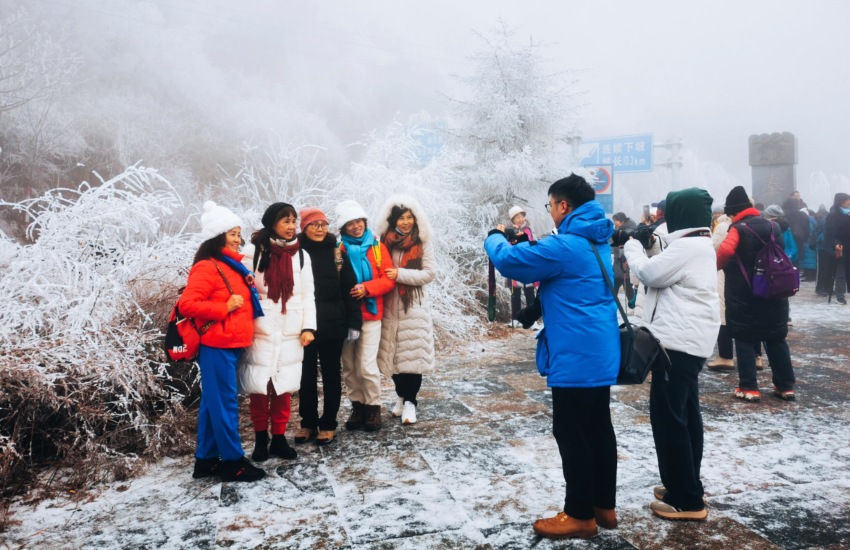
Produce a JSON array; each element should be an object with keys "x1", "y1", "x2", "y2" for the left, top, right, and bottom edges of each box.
[
  {"x1": 545, "y1": 200, "x2": 567, "y2": 213},
  {"x1": 308, "y1": 222, "x2": 329, "y2": 230}
]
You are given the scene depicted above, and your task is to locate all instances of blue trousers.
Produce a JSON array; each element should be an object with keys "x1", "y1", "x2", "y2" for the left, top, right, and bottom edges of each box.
[{"x1": 196, "y1": 345, "x2": 245, "y2": 462}]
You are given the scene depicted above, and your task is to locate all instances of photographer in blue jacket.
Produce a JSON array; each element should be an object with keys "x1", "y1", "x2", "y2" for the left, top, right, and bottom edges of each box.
[{"x1": 485, "y1": 173, "x2": 620, "y2": 540}]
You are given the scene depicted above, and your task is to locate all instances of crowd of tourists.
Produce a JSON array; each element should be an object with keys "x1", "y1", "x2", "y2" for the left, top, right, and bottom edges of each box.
[{"x1": 177, "y1": 174, "x2": 849, "y2": 540}]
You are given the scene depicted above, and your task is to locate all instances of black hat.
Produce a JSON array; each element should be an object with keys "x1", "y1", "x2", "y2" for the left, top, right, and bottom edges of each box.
[
  {"x1": 724, "y1": 186, "x2": 751, "y2": 216},
  {"x1": 651, "y1": 199, "x2": 666, "y2": 212},
  {"x1": 261, "y1": 202, "x2": 295, "y2": 229}
]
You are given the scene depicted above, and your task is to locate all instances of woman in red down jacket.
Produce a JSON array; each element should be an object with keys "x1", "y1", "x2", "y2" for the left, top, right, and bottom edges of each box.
[{"x1": 178, "y1": 201, "x2": 265, "y2": 483}]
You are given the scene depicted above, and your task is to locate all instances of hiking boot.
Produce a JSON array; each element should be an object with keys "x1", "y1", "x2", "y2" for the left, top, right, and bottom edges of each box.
[
  {"x1": 706, "y1": 357, "x2": 735, "y2": 371},
  {"x1": 251, "y1": 431, "x2": 269, "y2": 462},
  {"x1": 345, "y1": 401, "x2": 366, "y2": 431},
  {"x1": 316, "y1": 429, "x2": 335, "y2": 446},
  {"x1": 773, "y1": 387, "x2": 796, "y2": 401},
  {"x1": 402, "y1": 401, "x2": 417, "y2": 425},
  {"x1": 269, "y1": 434, "x2": 297, "y2": 459},
  {"x1": 294, "y1": 427, "x2": 316, "y2": 444},
  {"x1": 650, "y1": 500, "x2": 707, "y2": 521},
  {"x1": 192, "y1": 458, "x2": 220, "y2": 479},
  {"x1": 837, "y1": 295, "x2": 847, "y2": 305},
  {"x1": 735, "y1": 388, "x2": 761, "y2": 402},
  {"x1": 220, "y1": 457, "x2": 266, "y2": 483},
  {"x1": 532, "y1": 511, "x2": 598, "y2": 539},
  {"x1": 362, "y1": 404, "x2": 382, "y2": 432},
  {"x1": 593, "y1": 507, "x2": 617, "y2": 529},
  {"x1": 391, "y1": 396, "x2": 404, "y2": 417}
]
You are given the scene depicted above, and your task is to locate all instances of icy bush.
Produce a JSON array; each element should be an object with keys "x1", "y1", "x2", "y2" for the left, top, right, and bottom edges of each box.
[{"x1": 0, "y1": 166, "x2": 197, "y2": 503}]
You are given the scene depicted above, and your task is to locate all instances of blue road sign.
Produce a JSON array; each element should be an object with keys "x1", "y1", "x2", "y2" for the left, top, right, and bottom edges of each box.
[{"x1": 580, "y1": 133, "x2": 653, "y2": 173}]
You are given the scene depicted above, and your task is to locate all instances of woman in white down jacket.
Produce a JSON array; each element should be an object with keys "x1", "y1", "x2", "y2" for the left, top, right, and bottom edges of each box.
[
  {"x1": 623, "y1": 188, "x2": 720, "y2": 522},
  {"x1": 239, "y1": 203, "x2": 316, "y2": 461},
  {"x1": 376, "y1": 195, "x2": 436, "y2": 425}
]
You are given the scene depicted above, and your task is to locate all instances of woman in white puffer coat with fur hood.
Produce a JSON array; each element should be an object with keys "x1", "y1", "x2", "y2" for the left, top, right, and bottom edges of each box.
[
  {"x1": 239, "y1": 202, "x2": 316, "y2": 462},
  {"x1": 376, "y1": 194, "x2": 436, "y2": 425}
]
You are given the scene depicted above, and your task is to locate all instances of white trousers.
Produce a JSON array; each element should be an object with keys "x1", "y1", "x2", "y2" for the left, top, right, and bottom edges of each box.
[{"x1": 341, "y1": 319, "x2": 382, "y2": 406}]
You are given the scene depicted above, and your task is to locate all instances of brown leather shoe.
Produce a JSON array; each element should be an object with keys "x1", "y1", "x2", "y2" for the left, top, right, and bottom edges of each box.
[
  {"x1": 533, "y1": 512, "x2": 598, "y2": 539},
  {"x1": 316, "y1": 430, "x2": 335, "y2": 445},
  {"x1": 594, "y1": 507, "x2": 617, "y2": 529},
  {"x1": 294, "y1": 427, "x2": 316, "y2": 444}
]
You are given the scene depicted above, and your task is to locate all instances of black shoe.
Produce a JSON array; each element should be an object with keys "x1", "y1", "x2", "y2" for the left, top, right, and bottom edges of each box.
[
  {"x1": 345, "y1": 401, "x2": 366, "y2": 431},
  {"x1": 252, "y1": 431, "x2": 269, "y2": 462},
  {"x1": 362, "y1": 404, "x2": 382, "y2": 432},
  {"x1": 837, "y1": 295, "x2": 846, "y2": 305},
  {"x1": 220, "y1": 457, "x2": 266, "y2": 482},
  {"x1": 269, "y1": 434, "x2": 297, "y2": 459},
  {"x1": 192, "y1": 458, "x2": 220, "y2": 479},
  {"x1": 816, "y1": 289, "x2": 829, "y2": 296}
]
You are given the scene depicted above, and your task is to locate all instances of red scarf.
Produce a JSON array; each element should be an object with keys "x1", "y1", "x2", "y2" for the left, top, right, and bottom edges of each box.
[
  {"x1": 264, "y1": 239, "x2": 299, "y2": 313},
  {"x1": 383, "y1": 228, "x2": 424, "y2": 312}
]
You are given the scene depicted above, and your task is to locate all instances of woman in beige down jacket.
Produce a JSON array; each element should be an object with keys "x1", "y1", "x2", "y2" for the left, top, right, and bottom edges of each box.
[{"x1": 376, "y1": 195, "x2": 436, "y2": 425}]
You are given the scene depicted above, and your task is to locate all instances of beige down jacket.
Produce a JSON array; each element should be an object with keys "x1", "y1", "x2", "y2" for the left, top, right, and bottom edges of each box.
[
  {"x1": 376, "y1": 196, "x2": 436, "y2": 376},
  {"x1": 711, "y1": 215, "x2": 731, "y2": 324},
  {"x1": 238, "y1": 241, "x2": 317, "y2": 395}
]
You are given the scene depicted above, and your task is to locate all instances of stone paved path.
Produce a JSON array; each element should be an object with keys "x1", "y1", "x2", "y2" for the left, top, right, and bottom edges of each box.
[{"x1": 5, "y1": 284, "x2": 850, "y2": 549}]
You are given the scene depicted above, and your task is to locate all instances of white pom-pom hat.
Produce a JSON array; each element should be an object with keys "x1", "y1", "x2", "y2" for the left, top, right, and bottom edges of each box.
[
  {"x1": 335, "y1": 200, "x2": 369, "y2": 229},
  {"x1": 199, "y1": 200, "x2": 242, "y2": 241}
]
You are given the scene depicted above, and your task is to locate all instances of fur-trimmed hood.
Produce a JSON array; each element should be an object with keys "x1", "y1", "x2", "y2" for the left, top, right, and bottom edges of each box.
[{"x1": 375, "y1": 194, "x2": 432, "y2": 243}]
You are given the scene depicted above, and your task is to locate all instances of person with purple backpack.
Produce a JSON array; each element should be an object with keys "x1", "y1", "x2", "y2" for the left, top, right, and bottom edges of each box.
[{"x1": 715, "y1": 186, "x2": 796, "y2": 402}]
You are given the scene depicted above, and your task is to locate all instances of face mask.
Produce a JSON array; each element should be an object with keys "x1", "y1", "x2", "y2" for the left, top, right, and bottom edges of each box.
[{"x1": 842, "y1": 207, "x2": 850, "y2": 215}]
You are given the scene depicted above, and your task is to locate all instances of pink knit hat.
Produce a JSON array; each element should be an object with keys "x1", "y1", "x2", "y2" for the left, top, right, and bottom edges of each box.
[{"x1": 299, "y1": 207, "x2": 329, "y2": 231}]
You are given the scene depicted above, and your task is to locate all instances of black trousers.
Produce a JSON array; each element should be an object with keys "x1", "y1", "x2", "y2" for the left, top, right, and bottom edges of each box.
[
  {"x1": 299, "y1": 337, "x2": 344, "y2": 431},
  {"x1": 650, "y1": 349, "x2": 705, "y2": 511},
  {"x1": 735, "y1": 337, "x2": 795, "y2": 392},
  {"x1": 392, "y1": 373, "x2": 422, "y2": 405},
  {"x1": 716, "y1": 324, "x2": 733, "y2": 359},
  {"x1": 510, "y1": 286, "x2": 536, "y2": 320},
  {"x1": 613, "y1": 270, "x2": 635, "y2": 301},
  {"x1": 551, "y1": 386, "x2": 617, "y2": 520}
]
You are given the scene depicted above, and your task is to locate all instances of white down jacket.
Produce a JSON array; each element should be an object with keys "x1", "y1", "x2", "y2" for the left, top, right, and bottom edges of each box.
[
  {"x1": 376, "y1": 195, "x2": 436, "y2": 376},
  {"x1": 238, "y1": 242, "x2": 317, "y2": 395},
  {"x1": 623, "y1": 228, "x2": 720, "y2": 358}
]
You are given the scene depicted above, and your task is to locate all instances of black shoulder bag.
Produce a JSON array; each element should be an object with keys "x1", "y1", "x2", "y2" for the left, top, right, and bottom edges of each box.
[{"x1": 588, "y1": 240, "x2": 671, "y2": 384}]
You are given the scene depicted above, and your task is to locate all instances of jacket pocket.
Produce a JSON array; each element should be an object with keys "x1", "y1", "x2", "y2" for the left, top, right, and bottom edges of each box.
[{"x1": 535, "y1": 327, "x2": 549, "y2": 377}]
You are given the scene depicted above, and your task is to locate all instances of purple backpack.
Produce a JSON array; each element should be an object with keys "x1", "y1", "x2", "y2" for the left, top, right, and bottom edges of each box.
[{"x1": 736, "y1": 222, "x2": 800, "y2": 299}]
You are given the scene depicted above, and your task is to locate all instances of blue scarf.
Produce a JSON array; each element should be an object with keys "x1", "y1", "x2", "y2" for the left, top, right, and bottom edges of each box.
[
  {"x1": 219, "y1": 255, "x2": 264, "y2": 319},
  {"x1": 341, "y1": 228, "x2": 378, "y2": 315}
]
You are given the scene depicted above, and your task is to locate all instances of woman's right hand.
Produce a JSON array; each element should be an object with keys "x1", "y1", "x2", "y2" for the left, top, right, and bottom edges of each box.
[{"x1": 226, "y1": 294, "x2": 244, "y2": 312}]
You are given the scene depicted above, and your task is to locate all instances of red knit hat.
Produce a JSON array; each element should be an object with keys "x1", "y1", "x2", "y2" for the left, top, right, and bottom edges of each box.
[{"x1": 299, "y1": 207, "x2": 328, "y2": 231}]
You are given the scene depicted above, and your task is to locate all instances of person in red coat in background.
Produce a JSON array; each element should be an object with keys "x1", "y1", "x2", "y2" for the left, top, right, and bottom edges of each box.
[
  {"x1": 335, "y1": 200, "x2": 395, "y2": 432},
  {"x1": 179, "y1": 201, "x2": 265, "y2": 482}
]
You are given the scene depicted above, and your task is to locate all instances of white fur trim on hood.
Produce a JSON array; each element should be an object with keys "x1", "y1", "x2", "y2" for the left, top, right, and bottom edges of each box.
[
  {"x1": 199, "y1": 201, "x2": 242, "y2": 241},
  {"x1": 376, "y1": 194, "x2": 432, "y2": 243}
]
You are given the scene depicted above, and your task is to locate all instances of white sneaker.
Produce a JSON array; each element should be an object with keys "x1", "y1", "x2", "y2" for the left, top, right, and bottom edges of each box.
[
  {"x1": 507, "y1": 319, "x2": 521, "y2": 328},
  {"x1": 391, "y1": 397, "x2": 404, "y2": 417},
  {"x1": 531, "y1": 321, "x2": 543, "y2": 331},
  {"x1": 402, "y1": 401, "x2": 417, "y2": 424}
]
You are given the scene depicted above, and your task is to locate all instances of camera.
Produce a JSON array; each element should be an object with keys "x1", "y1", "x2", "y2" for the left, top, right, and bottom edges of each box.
[
  {"x1": 505, "y1": 227, "x2": 530, "y2": 244},
  {"x1": 610, "y1": 225, "x2": 655, "y2": 249},
  {"x1": 610, "y1": 229, "x2": 634, "y2": 247}
]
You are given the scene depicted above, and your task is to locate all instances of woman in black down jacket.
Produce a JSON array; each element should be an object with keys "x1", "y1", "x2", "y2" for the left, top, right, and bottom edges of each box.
[
  {"x1": 294, "y1": 208, "x2": 362, "y2": 445},
  {"x1": 716, "y1": 186, "x2": 796, "y2": 402}
]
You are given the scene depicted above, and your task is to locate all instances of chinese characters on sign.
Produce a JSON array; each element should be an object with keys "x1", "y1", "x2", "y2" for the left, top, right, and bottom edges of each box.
[{"x1": 580, "y1": 134, "x2": 654, "y2": 173}]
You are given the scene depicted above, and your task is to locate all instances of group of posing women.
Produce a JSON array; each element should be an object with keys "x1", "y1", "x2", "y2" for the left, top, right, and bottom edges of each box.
[{"x1": 178, "y1": 195, "x2": 436, "y2": 482}]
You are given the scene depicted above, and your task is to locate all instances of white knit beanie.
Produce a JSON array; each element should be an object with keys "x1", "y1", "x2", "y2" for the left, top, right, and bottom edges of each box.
[
  {"x1": 508, "y1": 205, "x2": 527, "y2": 221},
  {"x1": 335, "y1": 200, "x2": 369, "y2": 229},
  {"x1": 199, "y1": 201, "x2": 242, "y2": 241}
]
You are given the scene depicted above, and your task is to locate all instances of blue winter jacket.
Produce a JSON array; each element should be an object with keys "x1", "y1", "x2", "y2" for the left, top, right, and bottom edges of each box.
[{"x1": 484, "y1": 200, "x2": 620, "y2": 388}]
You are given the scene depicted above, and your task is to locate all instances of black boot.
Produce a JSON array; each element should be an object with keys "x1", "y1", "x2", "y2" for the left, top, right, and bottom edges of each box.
[
  {"x1": 252, "y1": 431, "x2": 269, "y2": 462},
  {"x1": 268, "y1": 434, "x2": 298, "y2": 459},
  {"x1": 345, "y1": 401, "x2": 366, "y2": 431},
  {"x1": 220, "y1": 457, "x2": 266, "y2": 482},
  {"x1": 362, "y1": 404, "x2": 382, "y2": 432},
  {"x1": 192, "y1": 458, "x2": 220, "y2": 479}
]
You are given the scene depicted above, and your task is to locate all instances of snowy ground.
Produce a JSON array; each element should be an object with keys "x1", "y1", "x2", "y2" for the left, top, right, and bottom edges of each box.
[{"x1": 4, "y1": 282, "x2": 850, "y2": 549}]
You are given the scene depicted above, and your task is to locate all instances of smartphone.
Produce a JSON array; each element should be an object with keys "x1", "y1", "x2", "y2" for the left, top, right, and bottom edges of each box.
[{"x1": 642, "y1": 204, "x2": 650, "y2": 220}]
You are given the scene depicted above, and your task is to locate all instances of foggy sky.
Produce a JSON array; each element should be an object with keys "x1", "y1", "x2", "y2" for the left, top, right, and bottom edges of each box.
[{"x1": 37, "y1": 0, "x2": 850, "y2": 196}]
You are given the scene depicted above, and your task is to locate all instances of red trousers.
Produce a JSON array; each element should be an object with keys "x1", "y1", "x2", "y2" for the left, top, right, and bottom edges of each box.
[{"x1": 248, "y1": 381, "x2": 291, "y2": 435}]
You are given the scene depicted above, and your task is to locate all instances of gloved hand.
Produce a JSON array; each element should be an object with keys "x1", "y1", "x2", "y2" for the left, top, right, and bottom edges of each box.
[
  {"x1": 346, "y1": 329, "x2": 361, "y2": 342},
  {"x1": 633, "y1": 224, "x2": 656, "y2": 249}
]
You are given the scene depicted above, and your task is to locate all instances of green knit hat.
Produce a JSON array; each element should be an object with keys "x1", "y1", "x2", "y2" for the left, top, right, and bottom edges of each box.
[{"x1": 665, "y1": 188, "x2": 714, "y2": 232}]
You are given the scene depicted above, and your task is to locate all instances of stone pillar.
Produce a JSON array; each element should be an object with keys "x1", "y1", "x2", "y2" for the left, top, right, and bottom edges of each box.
[{"x1": 749, "y1": 132, "x2": 797, "y2": 207}]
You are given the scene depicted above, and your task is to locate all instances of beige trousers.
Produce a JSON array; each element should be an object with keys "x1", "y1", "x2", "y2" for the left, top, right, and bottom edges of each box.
[{"x1": 341, "y1": 319, "x2": 382, "y2": 406}]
